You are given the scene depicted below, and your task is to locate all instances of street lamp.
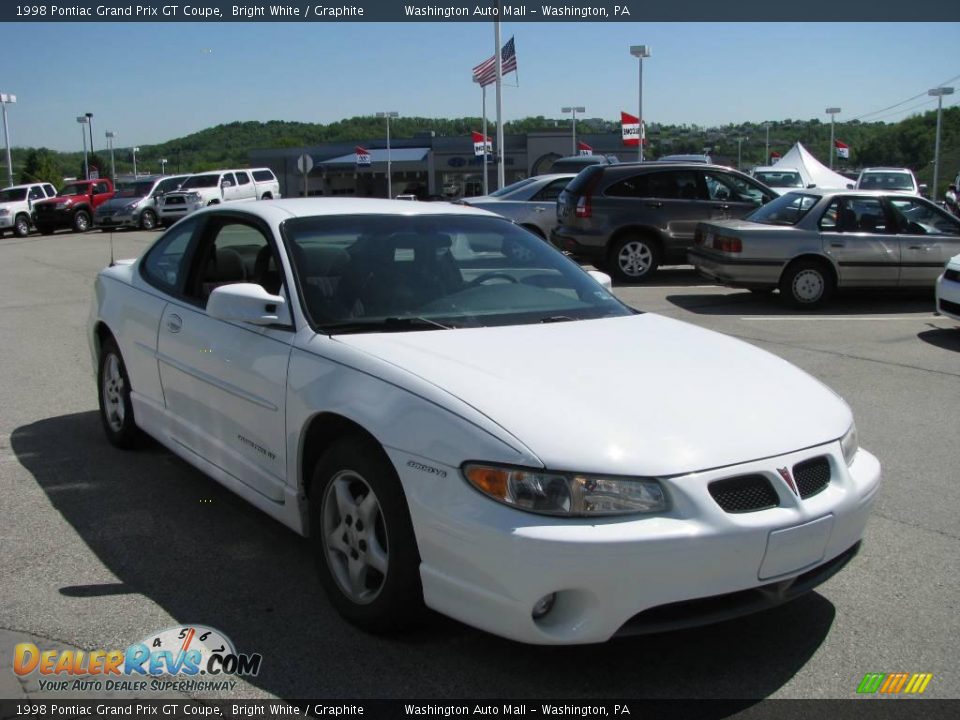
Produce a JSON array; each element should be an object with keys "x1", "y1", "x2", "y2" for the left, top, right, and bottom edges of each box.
[
  {"x1": 105, "y1": 131, "x2": 116, "y2": 184},
  {"x1": 76, "y1": 115, "x2": 89, "y2": 180},
  {"x1": 629, "y1": 45, "x2": 651, "y2": 162},
  {"x1": 825, "y1": 107, "x2": 841, "y2": 170},
  {"x1": 85, "y1": 112, "x2": 94, "y2": 156},
  {"x1": 0, "y1": 92, "x2": 16, "y2": 188},
  {"x1": 561, "y1": 106, "x2": 586, "y2": 156},
  {"x1": 160, "y1": 158, "x2": 168, "y2": 174},
  {"x1": 131, "y1": 146, "x2": 140, "y2": 178},
  {"x1": 376, "y1": 111, "x2": 399, "y2": 198},
  {"x1": 928, "y1": 87, "x2": 954, "y2": 202},
  {"x1": 763, "y1": 122, "x2": 770, "y2": 164},
  {"x1": 737, "y1": 136, "x2": 748, "y2": 170}
]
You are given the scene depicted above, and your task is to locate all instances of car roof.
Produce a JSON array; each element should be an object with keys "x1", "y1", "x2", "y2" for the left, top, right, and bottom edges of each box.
[
  {"x1": 1, "y1": 183, "x2": 49, "y2": 190},
  {"x1": 778, "y1": 187, "x2": 920, "y2": 198},
  {"x1": 752, "y1": 166, "x2": 800, "y2": 172},
  {"x1": 859, "y1": 167, "x2": 914, "y2": 174},
  {"x1": 191, "y1": 197, "x2": 498, "y2": 223}
]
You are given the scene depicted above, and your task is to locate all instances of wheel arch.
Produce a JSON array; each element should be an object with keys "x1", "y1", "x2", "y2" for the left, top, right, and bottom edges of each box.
[
  {"x1": 92, "y1": 321, "x2": 115, "y2": 363},
  {"x1": 606, "y1": 224, "x2": 664, "y2": 258},
  {"x1": 780, "y1": 253, "x2": 839, "y2": 287}
]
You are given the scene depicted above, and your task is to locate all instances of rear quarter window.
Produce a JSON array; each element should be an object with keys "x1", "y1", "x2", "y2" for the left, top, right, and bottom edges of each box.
[
  {"x1": 253, "y1": 170, "x2": 276, "y2": 182},
  {"x1": 562, "y1": 166, "x2": 603, "y2": 195}
]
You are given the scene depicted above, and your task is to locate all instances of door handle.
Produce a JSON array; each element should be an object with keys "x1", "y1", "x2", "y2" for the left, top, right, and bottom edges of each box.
[
  {"x1": 830, "y1": 242, "x2": 845, "y2": 248},
  {"x1": 535, "y1": 206, "x2": 546, "y2": 213},
  {"x1": 907, "y1": 245, "x2": 931, "y2": 251},
  {"x1": 715, "y1": 204, "x2": 730, "y2": 211},
  {"x1": 645, "y1": 202, "x2": 663, "y2": 209},
  {"x1": 166, "y1": 314, "x2": 182, "y2": 333}
]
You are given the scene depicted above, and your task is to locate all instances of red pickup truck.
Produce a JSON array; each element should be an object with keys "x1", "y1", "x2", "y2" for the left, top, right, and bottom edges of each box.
[{"x1": 33, "y1": 179, "x2": 115, "y2": 234}]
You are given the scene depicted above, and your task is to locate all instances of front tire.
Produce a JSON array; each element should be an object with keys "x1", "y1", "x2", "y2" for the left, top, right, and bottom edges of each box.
[
  {"x1": 608, "y1": 234, "x2": 661, "y2": 283},
  {"x1": 140, "y1": 209, "x2": 157, "y2": 230},
  {"x1": 780, "y1": 259, "x2": 835, "y2": 309},
  {"x1": 309, "y1": 436, "x2": 423, "y2": 632},
  {"x1": 73, "y1": 210, "x2": 91, "y2": 233},
  {"x1": 97, "y1": 337, "x2": 140, "y2": 449},
  {"x1": 14, "y1": 214, "x2": 31, "y2": 238}
]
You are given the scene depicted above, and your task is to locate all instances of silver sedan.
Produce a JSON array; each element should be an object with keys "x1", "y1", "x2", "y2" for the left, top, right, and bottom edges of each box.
[
  {"x1": 461, "y1": 173, "x2": 576, "y2": 240},
  {"x1": 688, "y1": 189, "x2": 960, "y2": 308}
]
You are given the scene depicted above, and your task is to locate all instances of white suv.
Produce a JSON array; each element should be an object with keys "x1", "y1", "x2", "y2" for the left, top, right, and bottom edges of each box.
[
  {"x1": 856, "y1": 167, "x2": 925, "y2": 196},
  {"x1": 0, "y1": 182, "x2": 57, "y2": 237},
  {"x1": 158, "y1": 168, "x2": 281, "y2": 225}
]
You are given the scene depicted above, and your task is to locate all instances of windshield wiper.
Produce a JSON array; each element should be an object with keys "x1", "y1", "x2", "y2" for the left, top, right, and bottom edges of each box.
[
  {"x1": 323, "y1": 316, "x2": 453, "y2": 335},
  {"x1": 537, "y1": 315, "x2": 575, "y2": 324}
]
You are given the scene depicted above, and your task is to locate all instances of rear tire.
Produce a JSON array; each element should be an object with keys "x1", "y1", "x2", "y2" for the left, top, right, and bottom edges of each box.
[
  {"x1": 73, "y1": 210, "x2": 91, "y2": 233},
  {"x1": 97, "y1": 337, "x2": 140, "y2": 449},
  {"x1": 780, "y1": 259, "x2": 835, "y2": 309},
  {"x1": 14, "y1": 214, "x2": 31, "y2": 238},
  {"x1": 309, "y1": 436, "x2": 423, "y2": 633},
  {"x1": 608, "y1": 234, "x2": 661, "y2": 283}
]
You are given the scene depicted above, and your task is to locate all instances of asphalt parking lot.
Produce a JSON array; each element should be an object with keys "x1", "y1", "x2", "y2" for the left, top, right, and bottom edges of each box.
[{"x1": 1, "y1": 228, "x2": 958, "y2": 702}]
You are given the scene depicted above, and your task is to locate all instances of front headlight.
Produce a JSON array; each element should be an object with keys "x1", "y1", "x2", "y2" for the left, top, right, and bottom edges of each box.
[
  {"x1": 55, "y1": 200, "x2": 70, "y2": 208},
  {"x1": 463, "y1": 463, "x2": 668, "y2": 517},
  {"x1": 840, "y1": 423, "x2": 858, "y2": 466},
  {"x1": 187, "y1": 192, "x2": 202, "y2": 203},
  {"x1": 0, "y1": 208, "x2": 9, "y2": 217}
]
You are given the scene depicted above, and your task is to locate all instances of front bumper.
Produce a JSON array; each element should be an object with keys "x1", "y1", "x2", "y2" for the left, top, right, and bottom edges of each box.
[
  {"x1": 687, "y1": 247, "x2": 783, "y2": 289},
  {"x1": 0, "y1": 214, "x2": 13, "y2": 229},
  {"x1": 390, "y1": 441, "x2": 881, "y2": 644},
  {"x1": 159, "y1": 200, "x2": 202, "y2": 223},
  {"x1": 95, "y1": 211, "x2": 140, "y2": 229},
  {"x1": 935, "y1": 269, "x2": 960, "y2": 322}
]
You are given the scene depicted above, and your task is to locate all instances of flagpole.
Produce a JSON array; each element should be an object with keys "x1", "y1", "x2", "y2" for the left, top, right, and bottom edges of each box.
[
  {"x1": 494, "y1": 12, "x2": 505, "y2": 190},
  {"x1": 482, "y1": 83, "x2": 489, "y2": 196}
]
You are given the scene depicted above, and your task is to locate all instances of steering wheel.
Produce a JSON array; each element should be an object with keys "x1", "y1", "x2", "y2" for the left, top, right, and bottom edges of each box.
[{"x1": 467, "y1": 271, "x2": 519, "y2": 287}]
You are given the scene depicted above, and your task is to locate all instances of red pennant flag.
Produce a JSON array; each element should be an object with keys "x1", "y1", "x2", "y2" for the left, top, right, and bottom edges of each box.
[
  {"x1": 472, "y1": 131, "x2": 493, "y2": 157},
  {"x1": 621, "y1": 111, "x2": 640, "y2": 147},
  {"x1": 355, "y1": 147, "x2": 371, "y2": 166},
  {"x1": 577, "y1": 141, "x2": 593, "y2": 156}
]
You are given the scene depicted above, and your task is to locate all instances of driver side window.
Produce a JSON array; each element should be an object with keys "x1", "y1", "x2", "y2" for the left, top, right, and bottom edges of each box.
[{"x1": 187, "y1": 220, "x2": 281, "y2": 306}]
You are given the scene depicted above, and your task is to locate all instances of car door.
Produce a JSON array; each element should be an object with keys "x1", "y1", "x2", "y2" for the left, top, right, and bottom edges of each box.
[
  {"x1": 219, "y1": 172, "x2": 237, "y2": 202},
  {"x1": 818, "y1": 196, "x2": 899, "y2": 286},
  {"x1": 886, "y1": 195, "x2": 960, "y2": 286},
  {"x1": 516, "y1": 177, "x2": 572, "y2": 237},
  {"x1": 704, "y1": 170, "x2": 776, "y2": 220},
  {"x1": 156, "y1": 212, "x2": 294, "y2": 502},
  {"x1": 28, "y1": 185, "x2": 46, "y2": 213},
  {"x1": 91, "y1": 181, "x2": 112, "y2": 210},
  {"x1": 233, "y1": 171, "x2": 256, "y2": 202}
]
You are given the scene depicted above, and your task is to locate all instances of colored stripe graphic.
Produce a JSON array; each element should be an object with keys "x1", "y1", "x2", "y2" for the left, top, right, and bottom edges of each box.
[{"x1": 857, "y1": 672, "x2": 932, "y2": 694}]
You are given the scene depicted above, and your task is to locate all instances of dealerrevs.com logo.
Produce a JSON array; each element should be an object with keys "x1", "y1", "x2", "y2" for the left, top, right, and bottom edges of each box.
[{"x1": 12, "y1": 625, "x2": 262, "y2": 693}]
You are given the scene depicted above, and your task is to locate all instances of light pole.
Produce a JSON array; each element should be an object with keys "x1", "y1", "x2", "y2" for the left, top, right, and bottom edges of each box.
[
  {"x1": 76, "y1": 115, "x2": 89, "y2": 180},
  {"x1": 85, "y1": 112, "x2": 94, "y2": 156},
  {"x1": 376, "y1": 111, "x2": 398, "y2": 198},
  {"x1": 561, "y1": 106, "x2": 585, "y2": 155},
  {"x1": 0, "y1": 92, "x2": 16, "y2": 188},
  {"x1": 160, "y1": 158, "x2": 168, "y2": 174},
  {"x1": 629, "y1": 45, "x2": 651, "y2": 162},
  {"x1": 825, "y1": 107, "x2": 841, "y2": 169},
  {"x1": 131, "y1": 146, "x2": 140, "y2": 178},
  {"x1": 763, "y1": 122, "x2": 770, "y2": 164},
  {"x1": 928, "y1": 87, "x2": 954, "y2": 202},
  {"x1": 105, "y1": 131, "x2": 116, "y2": 184},
  {"x1": 737, "y1": 137, "x2": 748, "y2": 170}
]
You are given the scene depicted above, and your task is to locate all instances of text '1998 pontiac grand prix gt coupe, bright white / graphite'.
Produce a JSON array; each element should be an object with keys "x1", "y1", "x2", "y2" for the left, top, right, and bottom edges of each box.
[{"x1": 89, "y1": 199, "x2": 881, "y2": 644}]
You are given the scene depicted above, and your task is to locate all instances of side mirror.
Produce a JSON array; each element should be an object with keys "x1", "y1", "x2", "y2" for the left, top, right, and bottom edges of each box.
[
  {"x1": 221, "y1": 180, "x2": 233, "y2": 188},
  {"x1": 586, "y1": 269, "x2": 613, "y2": 290},
  {"x1": 918, "y1": 183, "x2": 928, "y2": 196},
  {"x1": 207, "y1": 283, "x2": 291, "y2": 326}
]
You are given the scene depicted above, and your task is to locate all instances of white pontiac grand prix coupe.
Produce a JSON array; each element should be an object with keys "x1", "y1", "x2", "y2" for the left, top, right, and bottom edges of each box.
[{"x1": 89, "y1": 199, "x2": 881, "y2": 644}]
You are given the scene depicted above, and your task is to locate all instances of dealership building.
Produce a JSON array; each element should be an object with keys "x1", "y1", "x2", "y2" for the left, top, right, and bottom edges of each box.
[{"x1": 249, "y1": 131, "x2": 641, "y2": 199}]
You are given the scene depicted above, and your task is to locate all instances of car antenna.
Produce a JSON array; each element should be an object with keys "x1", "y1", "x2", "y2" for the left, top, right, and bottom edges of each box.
[{"x1": 109, "y1": 229, "x2": 115, "y2": 267}]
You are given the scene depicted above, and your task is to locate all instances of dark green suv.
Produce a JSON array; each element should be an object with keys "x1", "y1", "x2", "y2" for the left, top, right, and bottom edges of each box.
[{"x1": 551, "y1": 162, "x2": 776, "y2": 282}]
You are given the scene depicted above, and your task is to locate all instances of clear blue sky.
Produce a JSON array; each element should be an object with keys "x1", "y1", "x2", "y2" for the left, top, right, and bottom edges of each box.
[{"x1": 2, "y1": 22, "x2": 959, "y2": 152}]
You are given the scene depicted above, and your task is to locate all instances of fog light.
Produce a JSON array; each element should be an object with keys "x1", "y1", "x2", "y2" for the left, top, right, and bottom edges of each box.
[{"x1": 532, "y1": 592, "x2": 557, "y2": 620}]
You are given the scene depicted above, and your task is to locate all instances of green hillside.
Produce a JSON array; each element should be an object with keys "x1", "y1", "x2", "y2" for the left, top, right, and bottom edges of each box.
[{"x1": 5, "y1": 108, "x2": 959, "y2": 195}]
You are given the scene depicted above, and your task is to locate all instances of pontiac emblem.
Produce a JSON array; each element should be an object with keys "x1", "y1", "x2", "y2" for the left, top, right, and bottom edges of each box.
[{"x1": 777, "y1": 467, "x2": 799, "y2": 496}]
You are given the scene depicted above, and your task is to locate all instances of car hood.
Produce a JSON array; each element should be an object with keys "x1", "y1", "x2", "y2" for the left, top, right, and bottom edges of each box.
[
  {"x1": 98, "y1": 197, "x2": 147, "y2": 211},
  {"x1": 334, "y1": 314, "x2": 851, "y2": 476}
]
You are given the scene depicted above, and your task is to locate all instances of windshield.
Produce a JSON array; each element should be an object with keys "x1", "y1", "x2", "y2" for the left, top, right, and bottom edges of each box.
[
  {"x1": 0, "y1": 188, "x2": 27, "y2": 202},
  {"x1": 489, "y1": 177, "x2": 539, "y2": 198},
  {"x1": 155, "y1": 177, "x2": 185, "y2": 194},
  {"x1": 283, "y1": 214, "x2": 633, "y2": 333},
  {"x1": 58, "y1": 184, "x2": 87, "y2": 197},
  {"x1": 746, "y1": 192, "x2": 820, "y2": 226},
  {"x1": 180, "y1": 174, "x2": 219, "y2": 189},
  {"x1": 114, "y1": 181, "x2": 155, "y2": 198},
  {"x1": 858, "y1": 172, "x2": 914, "y2": 191},
  {"x1": 755, "y1": 171, "x2": 803, "y2": 188}
]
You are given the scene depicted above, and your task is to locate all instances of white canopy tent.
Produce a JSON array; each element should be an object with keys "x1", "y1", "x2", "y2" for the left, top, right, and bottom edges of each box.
[{"x1": 774, "y1": 142, "x2": 852, "y2": 189}]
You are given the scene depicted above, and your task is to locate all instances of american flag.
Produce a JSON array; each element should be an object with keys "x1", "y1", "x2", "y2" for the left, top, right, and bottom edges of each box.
[{"x1": 472, "y1": 37, "x2": 517, "y2": 88}]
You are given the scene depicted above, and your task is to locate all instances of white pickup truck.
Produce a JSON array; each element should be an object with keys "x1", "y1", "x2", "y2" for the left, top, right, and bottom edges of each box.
[
  {"x1": 158, "y1": 168, "x2": 281, "y2": 226},
  {"x1": 0, "y1": 182, "x2": 58, "y2": 237}
]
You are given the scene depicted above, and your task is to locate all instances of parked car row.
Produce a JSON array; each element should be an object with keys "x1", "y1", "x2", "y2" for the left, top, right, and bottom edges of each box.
[{"x1": 0, "y1": 166, "x2": 281, "y2": 237}]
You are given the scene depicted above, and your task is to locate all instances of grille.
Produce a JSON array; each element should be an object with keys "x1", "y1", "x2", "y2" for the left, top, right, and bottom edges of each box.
[
  {"x1": 793, "y1": 456, "x2": 831, "y2": 499},
  {"x1": 165, "y1": 196, "x2": 186, "y2": 205},
  {"x1": 708, "y1": 475, "x2": 779, "y2": 513},
  {"x1": 939, "y1": 298, "x2": 960, "y2": 315},
  {"x1": 944, "y1": 268, "x2": 960, "y2": 282}
]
